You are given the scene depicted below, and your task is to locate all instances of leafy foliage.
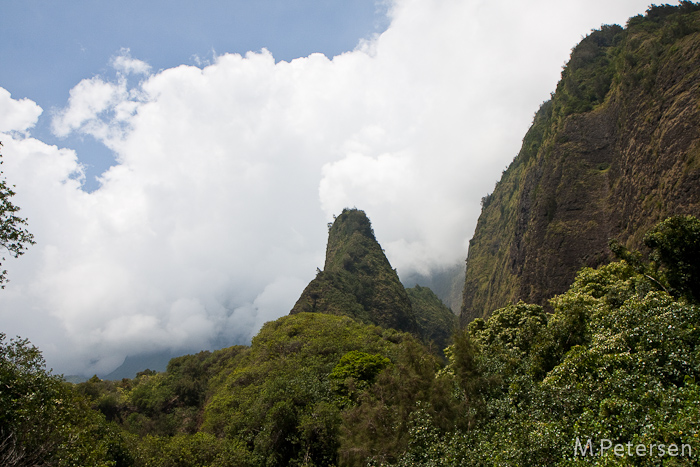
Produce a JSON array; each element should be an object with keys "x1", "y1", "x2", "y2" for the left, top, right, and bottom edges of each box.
[
  {"x1": 68, "y1": 312, "x2": 453, "y2": 467},
  {"x1": 200, "y1": 312, "x2": 441, "y2": 467},
  {"x1": 0, "y1": 333, "x2": 130, "y2": 466},
  {"x1": 0, "y1": 142, "x2": 35, "y2": 287},
  {"x1": 330, "y1": 350, "x2": 391, "y2": 394},
  {"x1": 127, "y1": 433, "x2": 254, "y2": 467},
  {"x1": 643, "y1": 214, "x2": 700, "y2": 301},
  {"x1": 76, "y1": 346, "x2": 248, "y2": 437},
  {"x1": 388, "y1": 218, "x2": 700, "y2": 465}
]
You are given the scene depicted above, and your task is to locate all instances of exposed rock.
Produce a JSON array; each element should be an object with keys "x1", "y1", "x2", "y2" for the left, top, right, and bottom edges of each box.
[{"x1": 461, "y1": 6, "x2": 700, "y2": 324}]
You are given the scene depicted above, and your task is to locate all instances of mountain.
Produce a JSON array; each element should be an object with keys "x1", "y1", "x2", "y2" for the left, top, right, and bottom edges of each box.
[
  {"x1": 461, "y1": 3, "x2": 700, "y2": 324},
  {"x1": 400, "y1": 263, "x2": 465, "y2": 314},
  {"x1": 102, "y1": 350, "x2": 180, "y2": 380},
  {"x1": 405, "y1": 285, "x2": 457, "y2": 353},
  {"x1": 291, "y1": 208, "x2": 420, "y2": 334}
]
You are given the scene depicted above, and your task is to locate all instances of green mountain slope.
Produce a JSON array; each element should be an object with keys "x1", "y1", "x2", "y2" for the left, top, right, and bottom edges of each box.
[
  {"x1": 291, "y1": 208, "x2": 420, "y2": 335},
  {"x1": 461, "y1": 3, "x2": 700, "y2": 324},
  {"x1": 70, "y1": 313, "x2": 453, "y2": 466},
  {"x1": 405, "y1": 285, "x2": 457, "y2": 354},
  {"x1": 202, "y1": 313, "x2": 442, "y2": 466},
  {"x1": 401, "y1": 263, "x2": 465, "y2": 314}
]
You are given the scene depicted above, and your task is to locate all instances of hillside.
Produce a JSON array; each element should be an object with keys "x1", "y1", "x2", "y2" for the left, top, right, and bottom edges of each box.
[
  {"x1": 63, "y1": 313, "x2": 454, "y2": 466},
  {"x1": 461, "y1": 3, "x2": 700, "y2": 324},
  {"x1": 405, "y1": 285, "x2": 457, "y2": 354},
  {"x1": 401, "y1": 263, "x2": 465, "y2": 314}
]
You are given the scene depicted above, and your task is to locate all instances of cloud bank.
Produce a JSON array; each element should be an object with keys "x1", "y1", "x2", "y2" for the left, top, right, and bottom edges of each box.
[{"x1": 0, "y1": 0, "x2": 653, "y2": 375}]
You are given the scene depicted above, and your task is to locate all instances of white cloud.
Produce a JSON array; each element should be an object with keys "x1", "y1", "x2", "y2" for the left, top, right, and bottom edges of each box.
[
  {"x1": 51, "y1": 77, "x2": 127, "y2": 139},
  {"x1": 0, "y1": 88, "x2": 42, "y2": 133},
  {"x1": 111, "y1": 48, "x2": 152, "y2": 76},
  {"x1": 0, "y1": 0, "x2": 654, "y2": 375}
]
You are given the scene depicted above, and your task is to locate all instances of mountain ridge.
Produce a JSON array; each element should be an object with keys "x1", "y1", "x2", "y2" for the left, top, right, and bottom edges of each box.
[{"x1": 460, "y1": 4, "x2": 700, "y2": 324}]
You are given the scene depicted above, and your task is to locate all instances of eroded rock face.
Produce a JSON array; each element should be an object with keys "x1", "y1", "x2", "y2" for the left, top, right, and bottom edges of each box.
[{"x1": 461, "y1": 8, "x2": 700, "y2": 325}]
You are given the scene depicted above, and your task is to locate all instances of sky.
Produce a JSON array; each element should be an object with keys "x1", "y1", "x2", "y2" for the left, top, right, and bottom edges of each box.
[{"x1": 0, "y1": 0, "x2": 659, "y2": 376}]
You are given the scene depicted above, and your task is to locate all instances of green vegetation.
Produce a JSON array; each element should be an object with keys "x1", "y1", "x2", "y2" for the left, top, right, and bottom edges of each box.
[
  {"x1": 200, "y1": 313, "x2": 410, "y2": 466},
  {"x1": 0, "y1": 333, "x2": 130, "y2": 466},
  {"x1": 390, "y1": 234, "x2": 700, "y2": 465},
  {"x1": 4, "y1": 214, "x2": 699, "y2": 465},
  {"x1": 554, "y1": 24, "x2": 623, "y2": 117},
  {"x1": 644, "y1": 214, "x2": 700, "y2": 301},
  {"x1": 292, "y1": 209, "x2": 419, "y2": 335},
  {"x1": 68, "y1": 314, "x2": 452, "y2": 466},
  {"x1": 75, "y1": 346, "x2": 247, "y2": 437},
  {"x1": 0, "y1": 142, "x2": 35, "y2": 287},
  {"x1": 329, "y1": 350, "x2": 390, "y2": 394},
  {"x1": 405, "y1": 285, "x2": 457, "y2": 354}
]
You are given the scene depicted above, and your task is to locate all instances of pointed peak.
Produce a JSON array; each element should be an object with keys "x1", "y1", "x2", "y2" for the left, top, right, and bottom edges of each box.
[
  {"x1": 325, "y1": 208, "x2": 381, "y2": 274},
  {"x1": 292, "y1": 208, "x2": 420, "y2": 335},
  {"x1": 328, "y1": 208, "x2": 376, "y2": 242}
]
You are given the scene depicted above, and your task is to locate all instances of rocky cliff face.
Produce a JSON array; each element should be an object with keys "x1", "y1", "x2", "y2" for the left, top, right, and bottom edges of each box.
[{"x1": 461, "y1": 4, "x2": 700, "y2": 325}]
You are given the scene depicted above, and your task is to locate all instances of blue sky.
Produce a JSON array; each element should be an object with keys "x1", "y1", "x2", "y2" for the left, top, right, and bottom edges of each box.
[
  {"x1": 0, "y1": 0, "x2": 660, "y2": 375},
  {"x1": 2, "y1": 0, "x2": 388, "y2": 190}
]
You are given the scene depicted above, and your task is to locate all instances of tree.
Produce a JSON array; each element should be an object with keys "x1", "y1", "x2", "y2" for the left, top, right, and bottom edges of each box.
[
  {"x1": 0, "y1": 333, "x2": 129, "y2": 466},
  {"x1": 0, "y1": 142, "x2": 35, "y2": 287},
  {"x1": 644, "y1": 214, "x2": 700, "y2": 302}
]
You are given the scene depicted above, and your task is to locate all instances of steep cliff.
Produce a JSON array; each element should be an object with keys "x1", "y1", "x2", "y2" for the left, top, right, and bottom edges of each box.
[{"x1": 461, "y1": 3, "x2": 700, "y2": 324}]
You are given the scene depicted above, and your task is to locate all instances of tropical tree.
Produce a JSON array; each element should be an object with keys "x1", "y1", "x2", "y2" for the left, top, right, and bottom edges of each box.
[
  {"x1": 0, "y1": 142, "x2": 35, "y2": 287},
  {"x1": 644, "y1": 214, "x2": 700, "y2": 302},
  {"x1": 0, "y1": 333, "x2": 129, "y2": 466}
]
